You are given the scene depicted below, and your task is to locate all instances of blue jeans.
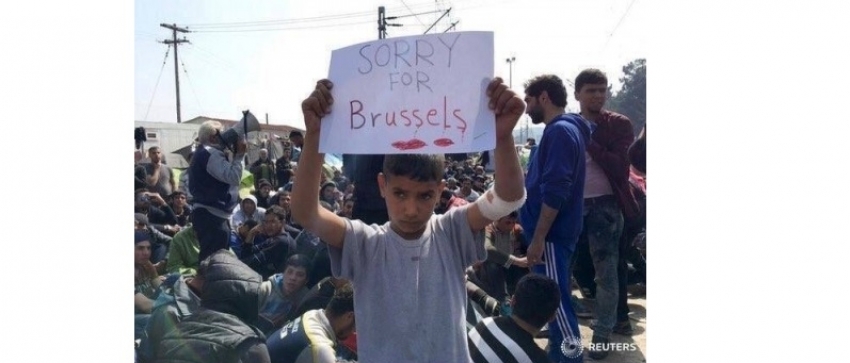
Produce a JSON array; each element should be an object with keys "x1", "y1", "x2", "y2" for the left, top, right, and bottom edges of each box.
[
  {"x1": 579, "y1": 195, "x2": 624, "y2": 338},
  {"x1": 135, "y1": 314, "x2": 151, "y2": 341}
]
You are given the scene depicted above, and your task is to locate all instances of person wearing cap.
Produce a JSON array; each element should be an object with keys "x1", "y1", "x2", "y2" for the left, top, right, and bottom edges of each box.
[
  {"x1": 253, "y1": 179, "x2": 275, "y2": 209},
  {"x1": 231, "y1": 195, "x2": 266, "y2": 230},
  {"x1": 472, "y1": 175, "x2": 488, "y2": 194},
  {"x1": 250, "y1": 148, "x2": 276, "y2": 190},
  {"x1": 319, "y1": 181, "x2": 340, "y2": 214},
  {"x1": 189, "y1": 120, "x2": 248, "y2": 263},
  {"x1": 135, "y1": 230, "x2": 163, "y2": 340},
  {"x1": 134, "y1": 212, "x2": 172, "y2": 265}
]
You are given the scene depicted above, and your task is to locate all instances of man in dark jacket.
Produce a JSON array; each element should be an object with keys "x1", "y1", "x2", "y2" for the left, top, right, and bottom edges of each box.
[
  {"x1": 155, "y1": 250, "x2": 272, "y2": 363},
  {"x1": 190, "y1": 120, "x2": 247, "y2": 262},
  {"x1": 572, "y1": 68, "x2": 639, "y2": 360}
]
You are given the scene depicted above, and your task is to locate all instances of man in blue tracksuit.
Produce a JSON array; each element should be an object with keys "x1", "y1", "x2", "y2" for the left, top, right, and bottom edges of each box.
[{"x1": 519, "y1": 74, "x2": 593, "y2": 363}]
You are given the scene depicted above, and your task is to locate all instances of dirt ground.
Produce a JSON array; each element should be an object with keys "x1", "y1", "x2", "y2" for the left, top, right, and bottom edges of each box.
[{"x1": 535, "y1": 288, "x2": 647, "y2": 362}]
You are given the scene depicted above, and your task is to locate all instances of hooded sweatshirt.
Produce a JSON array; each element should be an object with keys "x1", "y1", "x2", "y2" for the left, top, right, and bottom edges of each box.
[{"x1": 520, "y1": 113, "x2": 593, "y2": 246}]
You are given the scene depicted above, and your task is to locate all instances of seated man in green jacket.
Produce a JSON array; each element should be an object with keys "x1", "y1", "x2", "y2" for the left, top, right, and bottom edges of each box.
[{"x1": 166, "y1": 225, "x2": 199, "y2": 276}]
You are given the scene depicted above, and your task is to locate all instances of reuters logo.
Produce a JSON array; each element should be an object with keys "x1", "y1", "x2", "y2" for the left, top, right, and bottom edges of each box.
[{"x1": 560, "y1": 337, "x2": 583, "y2": 358}]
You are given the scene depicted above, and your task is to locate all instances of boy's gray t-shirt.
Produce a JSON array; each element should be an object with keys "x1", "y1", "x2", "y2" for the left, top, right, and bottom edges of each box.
[{"x1": 329, "y1": 205, "x2": 486, "y2": 363}]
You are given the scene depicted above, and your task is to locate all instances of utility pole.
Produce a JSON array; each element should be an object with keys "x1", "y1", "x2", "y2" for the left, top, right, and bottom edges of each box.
[
  {"x1": 505, "y1": 56, "x2": 516, "y2": 88},
  {"x1": 506, "y1": 56, "x2": 520, "y2": 141},
  {"x1": 160, "y1": 23, "x2": 190, "y2": 123},
  {"x1": 378, "y1": 6, "x2": 387, "y2": 39}
]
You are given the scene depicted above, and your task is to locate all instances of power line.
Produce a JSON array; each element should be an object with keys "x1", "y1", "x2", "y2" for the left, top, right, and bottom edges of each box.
[
  {"x1": 398, "y1": 0, "x2": 428, "y2": 28},
  {"x1": 187, "y1": 11, "x2": 373, "y2": 29},
  {"x1": 186, "y1": 44, "x2": 237, "y2": 70},
  {"x1": 144, "y1": 45, "x2": 171, "y2": 121},
  {"x1": 424, "y1": 8, "x2": 451, "y2": 34},
  {"x1": 190, "y1": 19, "x2": 374, "y2": 33},
  {"x1": 602, "y1": 0, "x2": 638, "y2": 51},
  {"x1": 184, "y1": 2, "x2": 440, "y2": 29},
  {"x1": 180, "y1": 58, "x2": 206, "y2": 117},
  {"x1": 159, "y1": 23, "x2": 191, "y2": 123}
]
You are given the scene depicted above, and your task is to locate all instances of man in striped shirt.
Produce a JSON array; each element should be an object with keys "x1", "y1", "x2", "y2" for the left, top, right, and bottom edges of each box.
[{"x1": 468, "y1": 274, "x2": 560, "y2": 363}]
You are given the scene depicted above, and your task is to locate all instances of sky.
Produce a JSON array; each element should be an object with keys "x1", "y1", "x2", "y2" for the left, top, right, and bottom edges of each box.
[{"x1": 135, "y1": 0, "x2": 646, "y2": 130}]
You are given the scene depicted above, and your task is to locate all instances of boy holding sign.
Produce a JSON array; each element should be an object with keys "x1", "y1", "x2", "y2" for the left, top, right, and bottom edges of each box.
[{"x1": 291, "y1": 77, "x2": 526, "y2": 362}]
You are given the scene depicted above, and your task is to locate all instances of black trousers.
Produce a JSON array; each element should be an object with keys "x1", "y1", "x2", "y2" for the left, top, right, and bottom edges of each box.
[{"x1": 192, "y1": 207, "x2": 232, "y2": 263}]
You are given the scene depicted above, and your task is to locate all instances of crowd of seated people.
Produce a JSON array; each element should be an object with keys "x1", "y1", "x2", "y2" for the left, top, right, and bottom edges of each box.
[{"x1": 132, "y1": 131, "x2": 646, "y2": 362}]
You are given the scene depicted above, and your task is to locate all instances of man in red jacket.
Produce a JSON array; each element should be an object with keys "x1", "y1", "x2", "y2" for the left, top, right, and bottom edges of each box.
[{"x1": 573, "y1": 68, "x2": 639, "y2": 360}]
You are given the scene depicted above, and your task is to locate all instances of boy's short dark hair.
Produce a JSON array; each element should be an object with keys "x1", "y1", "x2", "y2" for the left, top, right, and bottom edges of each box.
[
  {"x1": 241, "y1": 219, "x2": 259, "y2": 230},
  {"x1": 284, "y1": 254, "x2": 312, "y2": 276},
  {"x1": 512, "y1": 274, "x2": 561, "y2": 329},
  {"x1": 326, "y1": 283, "x2": 354, "y2": 317},
  {"x1": 383, "y1": 154, "x2": 445, "y2": 183},
  {"x1": 523, "y1": 74, "x2": 568, "y2": 108},
  {"x1": 266, "y1": 205, "x2": 287, "y2": 221},
  {"x1": 574, "y1": 68, "x2": 608, "y2": 93}
]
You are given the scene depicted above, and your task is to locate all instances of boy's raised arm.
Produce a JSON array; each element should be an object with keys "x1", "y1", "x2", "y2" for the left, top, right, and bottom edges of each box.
[
  {"x1": 290, "y1": 79, "x2": 347, "y2": 249},
  {"x1": 466, "y1": 77, "x2": 527, "y2": 231}
]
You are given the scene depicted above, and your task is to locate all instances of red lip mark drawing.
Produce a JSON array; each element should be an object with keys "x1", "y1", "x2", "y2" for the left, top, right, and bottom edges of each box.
[
  {"x1": 433, "y1": 138, "x2": 454, "y2": 147},
  {"x1": 391, "y1": 138, "x2": 428, "y2": 150}
]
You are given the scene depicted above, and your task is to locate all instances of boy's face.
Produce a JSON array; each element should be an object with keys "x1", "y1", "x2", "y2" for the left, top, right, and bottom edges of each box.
[
  {"x1": 278, "y1": 194, "x2": 292, "y2": 210},
  {"x1": 282, "y1": 266, "x2": 308, "y2": 295},
  {"x1": 342, "y1": 200, "x2": 354, "y2": 216},
  {"x1": 378, "y1": 173, "x2": 444, "y2": 239},
  {"x1": 495, "y1": 216, "x2": 517, "y2": 232},
  {"x1": 262, "y1": 214, "x2": 283, "y2": 236},
  {"x1": 135, "y1": 241, "x2": 151, "y2": 264},
  {"x1": 322, "y1": 186, "x2": 337, "y2": 200}
]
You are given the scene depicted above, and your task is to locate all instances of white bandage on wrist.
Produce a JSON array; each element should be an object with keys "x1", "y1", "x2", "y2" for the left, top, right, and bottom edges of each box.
[{"x1": 475, "y1": 186, "x2": 527, "y2": 221}]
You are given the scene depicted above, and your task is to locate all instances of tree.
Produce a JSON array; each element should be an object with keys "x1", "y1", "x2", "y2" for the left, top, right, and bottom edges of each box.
[{"x1": 608, "y1": 59, "x2": 646, "y2": 134}]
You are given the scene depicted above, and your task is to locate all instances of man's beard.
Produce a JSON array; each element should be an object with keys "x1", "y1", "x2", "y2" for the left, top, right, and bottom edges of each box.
[{"x1": 527, "y1": 106, "x2": 545, "y2": 124}]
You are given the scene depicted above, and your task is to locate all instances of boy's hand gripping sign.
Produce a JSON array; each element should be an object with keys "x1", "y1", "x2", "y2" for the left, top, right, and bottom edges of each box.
[{"x1": 320, "y1": 31, "x2": 495, "y2": 154}]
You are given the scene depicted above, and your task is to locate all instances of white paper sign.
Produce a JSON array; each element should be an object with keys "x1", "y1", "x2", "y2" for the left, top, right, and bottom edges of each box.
[{"x1": 319, "y1": 31, "x2": 495, "y2": 154}]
